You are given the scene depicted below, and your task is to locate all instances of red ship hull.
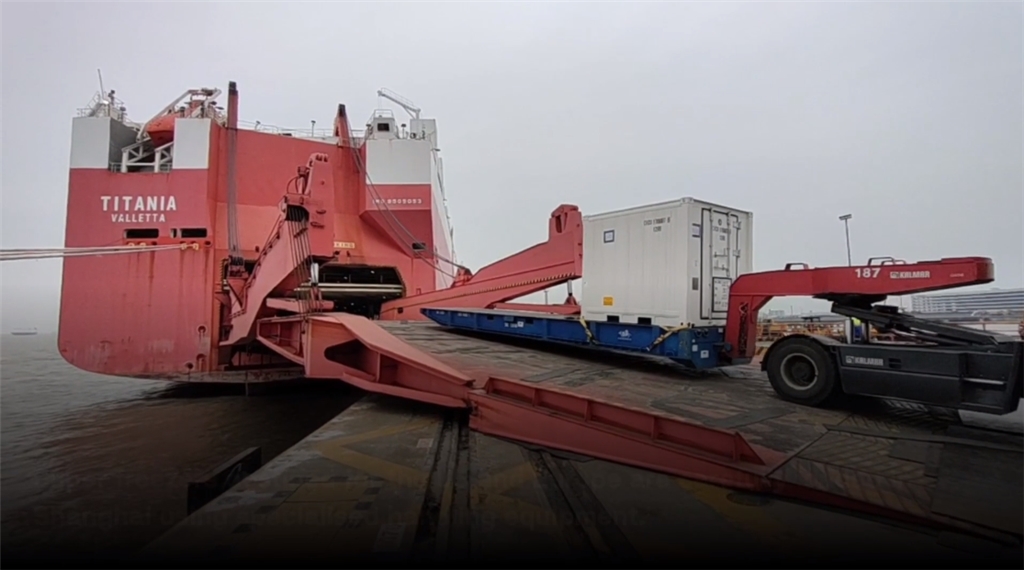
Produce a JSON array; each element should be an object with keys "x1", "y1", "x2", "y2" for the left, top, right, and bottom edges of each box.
[{"x1": 59, "y1": 85, "x2": 459, "y2": 382}]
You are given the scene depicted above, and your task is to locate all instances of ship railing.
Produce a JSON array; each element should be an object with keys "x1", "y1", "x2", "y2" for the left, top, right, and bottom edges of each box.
[
  {"x1": 187, "y1": 105, "x2": 228, "y2": 127},
  {"x1": 367, "y1": 109, "x2": 397, "y2": 124},
  {"x1": 76, "y1": 91, "x2": 132, "y2": 123},
  {"x1": 235, "y1": 120, "x2": 375, "y2": 144},
  {"x1": 109, "y1": 162, "x2": 172, "y2": 173},
  {"x1": 110, "y1": 141, "x2": 174, "y2": 173},
  {"x1": 236, "y1": 120, "x2": 361, "y2": 140}
]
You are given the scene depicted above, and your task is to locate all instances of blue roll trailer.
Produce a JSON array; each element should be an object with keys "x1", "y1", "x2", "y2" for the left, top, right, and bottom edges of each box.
[{"x1": 421, "y1": 308, "x2": 726, "y2": 369}]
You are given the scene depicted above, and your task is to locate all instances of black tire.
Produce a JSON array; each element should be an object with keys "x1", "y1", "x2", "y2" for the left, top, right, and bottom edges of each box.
[{"x1": 765, "y1": 337, "x2": 840, "y2": 407}]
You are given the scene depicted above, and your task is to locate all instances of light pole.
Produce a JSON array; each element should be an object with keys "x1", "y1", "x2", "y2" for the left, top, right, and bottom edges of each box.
[
  {"x1": 839, "y1": 214, "x2": 853, "y2": 266},
  {"x1": 839, "y1": 213, "x2": 857, "y2": 341}
]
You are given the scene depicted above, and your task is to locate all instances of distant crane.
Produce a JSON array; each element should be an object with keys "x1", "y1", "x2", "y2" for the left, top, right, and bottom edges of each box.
[{"x1": 377, "y1": 88, "x2": 421, "y2": 120}]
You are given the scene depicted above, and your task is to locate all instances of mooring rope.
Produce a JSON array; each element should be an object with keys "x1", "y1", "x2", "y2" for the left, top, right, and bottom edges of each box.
[{"x1": 0, "y1": 244, "x2": 192, "y2": 262}]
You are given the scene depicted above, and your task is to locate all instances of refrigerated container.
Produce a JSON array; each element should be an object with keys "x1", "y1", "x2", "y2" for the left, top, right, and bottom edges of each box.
[{"x1": 581, "y1": 198, "x2": 754, "y2": 327}]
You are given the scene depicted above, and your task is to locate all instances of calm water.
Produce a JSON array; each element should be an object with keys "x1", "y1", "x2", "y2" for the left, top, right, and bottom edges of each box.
[{"x1": 0, "y1": 333, "x2": 358, "y2": 561}]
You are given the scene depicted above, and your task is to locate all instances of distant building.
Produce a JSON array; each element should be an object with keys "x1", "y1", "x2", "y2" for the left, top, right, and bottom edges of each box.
[{"x1": 911, "y1": 288, "x2": 1024, "y2": 315}]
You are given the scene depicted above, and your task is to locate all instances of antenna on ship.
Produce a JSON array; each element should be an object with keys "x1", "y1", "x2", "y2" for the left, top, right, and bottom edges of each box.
[
  {"x1": 95, "y1": 68, "x2": 113, "y2": 112},
  {"x1": 80, "y1": 68, "x2": 124, "y2": 120},
  {"x1": 97, "y1": 69, "x2": 117, "y2": 110}
]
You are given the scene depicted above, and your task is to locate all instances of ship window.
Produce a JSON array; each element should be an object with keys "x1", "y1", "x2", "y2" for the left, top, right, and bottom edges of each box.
[
  {"x1": 638, "y1": 317, "x2": 652, "y2": 325},
  {"x1": 180, "y1": 228, "x2": 208, "y2": 238},
  {"x1": 376, "y1": 122, "x2": 391, "y2": 132},
  {"x1": 412, "y1": 242, "x2": 427, "y2": 252},
  {"x1": 124, "y1": 228, "x2": 159, "y2": 239}
]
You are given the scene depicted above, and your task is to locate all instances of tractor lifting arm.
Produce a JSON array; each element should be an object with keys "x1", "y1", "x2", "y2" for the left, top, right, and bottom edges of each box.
[
  {"x1": 723, "y1": 256, "x2": 995, "y2": 362},
  {"x1": 724, "y1": 256, "x2": 1023, "y2": 415}
]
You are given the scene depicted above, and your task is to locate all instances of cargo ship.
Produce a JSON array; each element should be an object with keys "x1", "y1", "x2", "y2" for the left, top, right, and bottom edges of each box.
[
  {"x1": 58, "y1": 84, "x2": 454, "y2": 380},
  {"x1": 58, "y1": 82, "x2": 583, "y2": 383},
  {"x1": 10, "y1": 328, "x2": 38, "y2": 336}
]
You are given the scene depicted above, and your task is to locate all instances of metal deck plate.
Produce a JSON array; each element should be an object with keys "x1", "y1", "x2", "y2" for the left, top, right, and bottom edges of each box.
[
  {"x1": 381, "y1": 322, "x2": 1024, "y2": 540},
  {"x1": 930, "y1": 445, "x2": 1023, "y2": 536}
]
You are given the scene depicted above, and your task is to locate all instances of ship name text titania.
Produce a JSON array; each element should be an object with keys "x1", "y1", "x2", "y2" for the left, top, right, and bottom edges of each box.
[{"x1": 101, "y1": 195, "x2": 177, "y2": 223}]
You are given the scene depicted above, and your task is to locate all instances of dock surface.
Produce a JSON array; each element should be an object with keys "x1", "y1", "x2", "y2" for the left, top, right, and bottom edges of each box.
[
  {"x1": 143, "y1": 395, "x2": 1018, "y2": 566},
  {"x1": 142, "y1": 323, "x2": 1023, "y2": 566}
]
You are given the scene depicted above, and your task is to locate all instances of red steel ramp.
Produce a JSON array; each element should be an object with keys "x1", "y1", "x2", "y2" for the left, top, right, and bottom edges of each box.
[{"x1": 261, "y1": 314, "x2": 1022, "y2": 542}]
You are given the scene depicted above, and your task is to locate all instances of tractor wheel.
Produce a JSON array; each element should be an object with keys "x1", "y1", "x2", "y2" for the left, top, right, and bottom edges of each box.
[{"x1": 765, "y1": 337, "x2": 840, "y2": 407}]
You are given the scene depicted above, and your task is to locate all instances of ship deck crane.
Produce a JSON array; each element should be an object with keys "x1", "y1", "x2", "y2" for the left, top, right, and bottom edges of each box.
[{"x1": 376, "y1": 88, "x2": 421, "y2": 120}]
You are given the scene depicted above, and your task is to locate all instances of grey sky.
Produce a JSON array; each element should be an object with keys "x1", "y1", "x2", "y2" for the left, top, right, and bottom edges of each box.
[{"x1": 2, "y1": 2, "x2": 1022, "y2": 332}]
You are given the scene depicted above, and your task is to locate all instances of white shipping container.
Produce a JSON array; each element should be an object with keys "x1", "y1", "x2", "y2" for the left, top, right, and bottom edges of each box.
[{"x1": 581, "y1": 198, "x2": 754, "y2": 327}]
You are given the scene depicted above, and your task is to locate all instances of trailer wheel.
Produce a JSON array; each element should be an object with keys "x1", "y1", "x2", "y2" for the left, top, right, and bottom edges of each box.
[{"x1": 765, "y1": 337, "x2": 839, "y2": 407}]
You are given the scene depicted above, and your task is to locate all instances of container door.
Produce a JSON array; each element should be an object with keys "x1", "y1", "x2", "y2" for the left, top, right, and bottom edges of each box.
[{"x1": 701, "y1": 209, "x2": 737, "y2": 319}]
